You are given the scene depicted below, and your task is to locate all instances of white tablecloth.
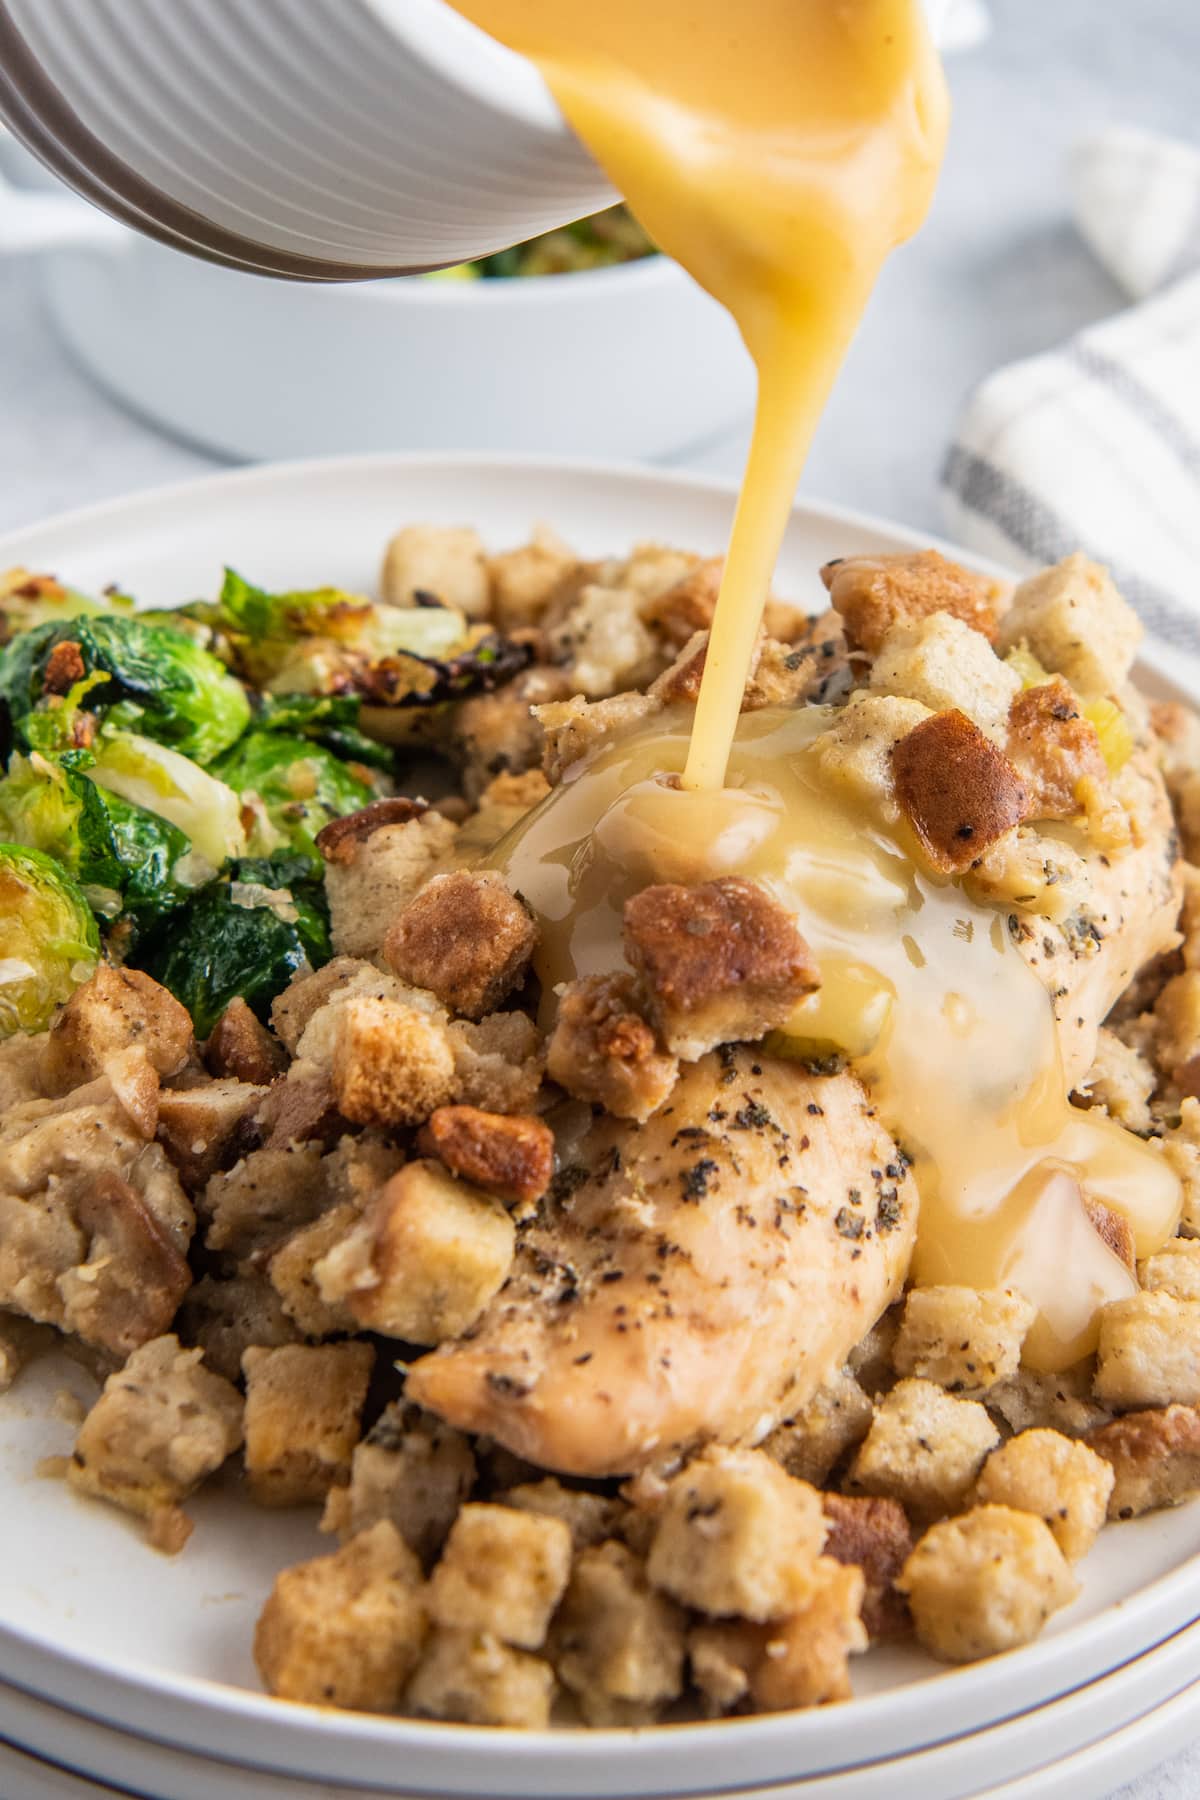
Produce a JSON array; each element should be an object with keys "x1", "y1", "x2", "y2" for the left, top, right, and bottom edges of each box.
[{"x1": 0, "y1": 1, "x2": 1198, "y2": 1793}]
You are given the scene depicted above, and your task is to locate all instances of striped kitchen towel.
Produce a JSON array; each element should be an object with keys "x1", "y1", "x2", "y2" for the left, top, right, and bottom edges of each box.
[{"x1": 941, "y1": 127, "x2": 1200, "y2": 654}]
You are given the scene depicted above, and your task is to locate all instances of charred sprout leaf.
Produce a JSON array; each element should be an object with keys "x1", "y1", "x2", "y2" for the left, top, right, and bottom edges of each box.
[
  {"x1": 0, "y1": 569, "x2": 129, "y2": 646},
  {"x1": 136, "y1": 858, "x2": 330, "y2": 1038},
  {"x1": 214, "y1": 729, "x2": 378, "y2": 869},
  {"x1": 89, "y1": 730, "x2": 246, "y2": 872},
  {"x1": 0, "y1": 843, "x2": 99, "y2": 1036},
  {"x1": 251, "y1": 692, "x2": 394, "y2": 771},
  {"x1": 0, "y1": 615, "x2": 250, "y2": 763}
]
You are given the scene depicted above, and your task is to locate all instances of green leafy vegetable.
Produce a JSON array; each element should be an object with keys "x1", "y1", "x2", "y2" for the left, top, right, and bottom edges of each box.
[
  {"x1": 0, "y1": 570, "x2": 129, "y2": 646},
  {"x1": 252, "y1": 692, "x2": 394, "y2": 770},
  {"x1": 89, "y1": 730, "x2": 246, "y2": 872},
  {"x1": 214, "y1": 729, "x2": 377, "y2": 868},
  {"x1": 0, "y1": 843, "x2": 99, "y2": 1035},
  {"x1": 0, "y1": 614, "x2": 250, "y2": 763},
  {"x1": 135, "y1": 856, "x2": 330, "y2": 1037}
]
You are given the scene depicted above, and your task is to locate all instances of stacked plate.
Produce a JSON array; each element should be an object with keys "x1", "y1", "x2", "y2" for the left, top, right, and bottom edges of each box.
[{"x1": 2, "y1": 457, "x2": 1199, "y2": 1800}]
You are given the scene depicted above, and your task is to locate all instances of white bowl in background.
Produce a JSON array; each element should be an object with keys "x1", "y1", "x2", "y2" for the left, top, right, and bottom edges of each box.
[{"x1": 0, "y1": 454, "x2": 1198, "y2": 1800}]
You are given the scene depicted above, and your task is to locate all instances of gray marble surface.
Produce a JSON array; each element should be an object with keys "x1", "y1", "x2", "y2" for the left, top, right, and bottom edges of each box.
[{"x1": 0, "y1": 1, "x2": 1198, "y2": 1794}]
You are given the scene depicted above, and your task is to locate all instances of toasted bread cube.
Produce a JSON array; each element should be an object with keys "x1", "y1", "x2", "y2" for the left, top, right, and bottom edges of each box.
[
  {"x1": 323, "y1": 810, "x2": 458, "y2": 962},
  {"x1": 242, "y1": 1342, "x2": 373, "y2": 1507},
  {"x1": 813, "y1": 693, "x2": 933, "y2": 823},
  {"x1": 202, "y1": 1144, "x2": 326, "y2": 1259},
  {"x1": 205, "y1": 997, "x2": 287, "y2": 1087},
  {"x1": 1094, "y1": 1291, "x2": 1200, "y2": 1407},
  {"x1": 870, "y1": 614, "x2": 1019, "y2": 735},
  {"x1": 384, "y1": 871, "x2": 536, "y2": 1022},
  {"x1": 1140, "y1": 1240, "x2": 1200, "y2": 1302},
  {"x1": 984, "y1": 1363, "x2": 1111, "y2": 1441},
  {"x1": 892, "y1": 1287, "x2": 1035, "y2": 1396},
  {"x1": 1163, "y1": 1099, "x2": 1200, "y2": 1238},
  {"x1": 271, "y1": 956, "x2": 383, "y2": 1054},
  {"x1": 67, "y1": 1335, "x2": 242, "y2": 1554},
  {"x1": 407, "y1": 1628, "x2": 555, "y2": 1727},
  {"x1": 268, "y1": 1204, "x2": 359, "y2": 1338},
  {"x1": 689, "y1": 1558, "x2": 867, "y2": 1714},
  {"x1": 973, "y1": 1430, "x2": 1113, "y2": 1562},
  {"x1": 175, "y1": 1272, "x2": 300, "y2": 1383},
  {"x1": 448, "y1": 1010, "x2": 545, "y2": 1115},
  {"x1": 546, "y1": 973, "x2": 678, "y2": 1123},
  {"x1": 535, "y1": 690, "x2": 662, "y2": 785},
  {"x1": 330, "y1": 994, "x2": 457, "y2": 1128},
  {"x1": 488, "y1": 526, "x2": 578, "y2": 631},
  {"x1": 314, "y1": 1161, "x2": 514, "y2": 1344},
  {"x1": 255, "y1": 1521, "x2": 427, "y2": 1711},
  {"x1": 847, "y1": 1379, "x2": 999, "y2": 1522},
  {"x1": 822, "y1": 550, "x2": 1002, "y2": 656},
  {"x1": 1088, "y1": 1404, "x2": 1200, "y2": 1518},
  {"x1": 381, "y1": 523, "x2": 490, "y2": 617},
  {"x1": 156, "y1": 1078, "x2": 266, "y2": 1192},
  {"x1": 624, "y1": 878, "x2": 819, "y2": 1061},
  {"x1": 898, "y1": 1505, "x2": 1079, "y2": 1663},
  {"x1": 547, "y1": 581, "x2": 661, "y2": 699},
  {"x1": 821, "y1": 1493, "x2": 913, "y2": 1641},
  {"x1": 417, "y1": 1105, "x2": 553, "y2": 1209},
  {"x1": 1077, "y1": 1028, "x2": 1155, "y2": 1135},
  {"x1": 43, "y1": 966, "x2": 192, "y2": 1091},
  {"x1": 322, "y1": 1401, "x2": 476, "y2": 1566},
  {"x1": 891, "y1": 710, "x2": 1028, "y2": 875},
  {"x1": 647, "y1": 1447, "x2": 827, "y2": 1621},
  {"x1": 997, "y1": 554, "x2": 1141, "y2": 695},
  {"x1": 962, "y1": 824, "x2": 1089, "y2": 923},
  {"x1": 1005, "y1": 678, "x2": 1108, "y2": 821},
  {"x1": 761, "y1": 1369, "x2": 874, "y2": 1485},
  {"x1": 549, "y1": 1539, "x2": 685, "y2": 1723},
  {"x1": 429, "y1": 1502, "x2": 571, "y2": 1649},
  {"x1": 503, "y1": 1479, "x2": 624, "y2": 1551}
]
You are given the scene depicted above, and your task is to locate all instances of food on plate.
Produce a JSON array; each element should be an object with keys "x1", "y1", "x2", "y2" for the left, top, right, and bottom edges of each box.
[
  {"x1": 426, "y1": 205, "x2": 654, "y2": 281},
  {"x1": 2, "y1": 521, "x2": 1200, "y2": 1725}
]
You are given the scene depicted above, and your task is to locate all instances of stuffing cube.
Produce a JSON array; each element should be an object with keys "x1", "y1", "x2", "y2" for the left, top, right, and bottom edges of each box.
[
  {"x1": 321, "y1": 1400, "x2": 476, "y2": 1566},
  {"x1": 1153, "y1": 971, "x2": 1200, "y2": 1085},
  {"x1": 1077, "y1": 1028, "x2": 1155, "y2": 1135},
  {"x1": 1140, "y1": 1240, "x2": 1200, "y2": 1302},
  {"x1": 1163, "y1": 1100, "x2": 1200, "y2": 1238},
  {"x1": 688, "y1": 1559, "x2": 867, "y2": 1715},
  {"x1": 429, "y1": 1502, "x2": 572, "y2": 1649},
  {"x1": 448, "y1": 1010, "x2": 545, "y2": 1115},
  {"x1": 417, "y1": 1105, "x2": 553, "y2": 1209},
  {"x1": 205, "y1": 997, "x2": 287, "y2": 1086},
  {"x1": 67, "y1": 1335, "x2": 243, "y2": 1554},
  {"x1": 997, "y1": 554, "x2": 1141, "y2": 695},
  {"x1": 330, "y1": 994, "x2": 457, "y2": 1128},
  {"x1": 254, "y1": 1521, "x2": 427, "y2": 1711},
  {"x1": 546, "y1": 973, "x2": 678, "y2": 1123},
  {"x1": 847, "y1": 1379, "x2": 999, "y2": 1522},
  {"x1": 623, "y1": 878, "x2": 819, "y2": 1061},
  {"x1": 242, "y1": 1342, "x2": 374, "y2": 1506},
  {"x1": 646, "y1": 1447, "x2": 827, "y2": 1621},
  {"x1": 549, "y1": 1540, "x2": 685, "y2": 1724},
  {"x1": 821, "y1": 1493, "x2": 913, "y2": 1641},
  {"x1": 870, "y1": 614, "x2": 1019, "y2": 735},
  {"x1": 985, "y1": 1364, "x2": 1112, "y2": 1442},
  {"x1": 822, "y1": 550, "x2": 1002, "y2": 656},
  {"x1": 488, "y1": 526, "x2": 578, "y2": 631},
  {"x1": 898, "y1": 1504, "x2": 1079, "y2": 1663},
  {"x1": 43, "y1": 965, "x2": 193, "y2": 1091},
  {"x1": 891, "y1": 711, "x2": 1029, "y2": 876},
  {"x1": 546, "y1": 581, "x2": 661, "y2": 699},
  {"x1": 156, "y1": 1078, "x2": 266, "y2": 1193},
  {"x1": 535, "y1": 691, "x2": 661, "y2": 785},
  {"x1": 175, "y1": 1273, "x2": 300, "y2": 1383},
  {"x1": 1088, "y1": 1404, "x2": 1200, "y2": 1518},
  {"x1": 202, "y1": 1144, "x2": 326, "y2": 1259},
  {"x1": 407, "y1": 1628, "x2": 555, "y2": 1728},
  {"x1": 321, "y1": 809, "x2": 459, "y2": 962},
  {"x1": 384, "y1": 871, "x2": 537, "y2": 1021},
  {"x1": 1005, "y1": 678, "x2": 1108, "y2": 822},
  {"x1": 380, "y1": 523, "x2": 490, "y2": 617},
  {"x1": 761, "y1": 1369, "x2": 874, "y2": 1485},
  {"x1": 812, "y1": 693, "x2": 933, "y2": 824},
  {"x1": 892, "y1": 1287, "x2": 1035, "y2": 1396},
  {"x1": 503, "y1": 1479, "x2": 624, "y2": 1551},
  {"x1": 314, "y1": 1161, "x2": 515, "y2": 1344},
  {"x1": 1094, "y1": 1291, "x2": 1200, "y2": 1408},
  {"x1": 268, "y1": 1204, "x2": 360, "y2": 1338},
  {"x1": 973, "y1": 1429, "x2": 1114, "y2": 1561}
]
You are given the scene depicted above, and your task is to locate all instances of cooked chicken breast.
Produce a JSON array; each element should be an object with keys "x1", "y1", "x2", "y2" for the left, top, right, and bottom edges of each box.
[{"x1": 407, "y1": 1049, "x2": 913, "y2": 1477}]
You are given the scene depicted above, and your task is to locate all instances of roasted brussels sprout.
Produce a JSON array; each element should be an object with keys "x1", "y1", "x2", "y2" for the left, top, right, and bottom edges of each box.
[
  {"x1": 88, "y1": 730, "x2": 246, "y2": 873},
  {"x1": 0, "y1": 842, "x2": 100, "y2": 1035},
  {"x1": 135, "y1": 856, "x2": 331, "y2": 1037},
  {"x1": 0, "y1": 613, "x2": 250, "y2": 763},
  {"x1": 214, "y1": 729, "x2": 378, "y2": 869},
  {"x1": 0, "y1": 568, "x2": 128, "y2": 646},
  {"x1": 252, "y1": 692, "x2": 394, "y2": 771}
]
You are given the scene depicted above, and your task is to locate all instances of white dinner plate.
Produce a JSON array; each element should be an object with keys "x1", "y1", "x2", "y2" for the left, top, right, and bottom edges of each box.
[{"x1": 1, "y1": 453, "x2": 1198, "y2": 1800}]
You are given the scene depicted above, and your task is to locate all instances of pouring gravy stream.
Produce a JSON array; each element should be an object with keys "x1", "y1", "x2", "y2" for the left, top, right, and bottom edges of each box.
[{"x1": 449, "y1": 0, "x2": 1180, "y2": 1366}]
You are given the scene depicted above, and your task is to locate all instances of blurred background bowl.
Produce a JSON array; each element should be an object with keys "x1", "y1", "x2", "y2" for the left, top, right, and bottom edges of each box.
[{"x1": 0, "y1": 132, "x2": 752, "y2": 464}]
